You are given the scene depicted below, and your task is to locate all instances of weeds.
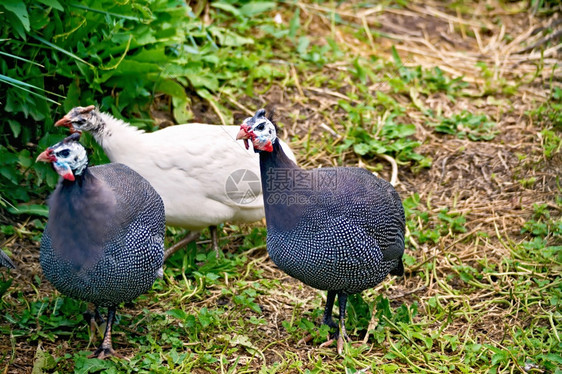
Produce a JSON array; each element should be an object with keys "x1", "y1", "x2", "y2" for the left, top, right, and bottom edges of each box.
[
  {"x1": 1, "y1": 0, "x2": 561, "y2": 373},
  {"x1": 431, "y1": 111, "x2": 498, "y2": 141}
]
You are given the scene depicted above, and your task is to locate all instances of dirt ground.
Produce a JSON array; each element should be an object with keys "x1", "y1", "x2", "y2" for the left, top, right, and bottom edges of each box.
[{"x1": 1, "y1": 1, "x2": 560, "y2": 373}]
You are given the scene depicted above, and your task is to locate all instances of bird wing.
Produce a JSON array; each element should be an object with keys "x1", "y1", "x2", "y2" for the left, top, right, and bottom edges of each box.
[
  {"x1": 90, "y1": 163, "x2": 165, "y2": 266},
  {"x1": 141, "y1": 125, "x2": 266, "y2": 222},
  {"x1": 317, "y1": 167, "x2": 405, "y2": 262}
]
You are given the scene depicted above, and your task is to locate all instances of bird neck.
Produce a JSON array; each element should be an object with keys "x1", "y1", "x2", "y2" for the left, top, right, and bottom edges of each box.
[
  {"x1": 259, "y1": 139, "x2": 297, "y2": 171},
  {"x1": 49, "y1": 166, "x2": 115, "y2": 268},
  {"x1": 259, "y1": 140, "x2": 306, "y2": 231},
  {"x1": 61, "y1": 166, "x2": 90, "y2": 188},
  {"x1": 93, "y1": 112, "x2": 146, "y2": 157}
]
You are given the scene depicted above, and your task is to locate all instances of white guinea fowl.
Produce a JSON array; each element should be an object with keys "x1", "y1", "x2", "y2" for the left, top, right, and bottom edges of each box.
[{"x1": 55, "y1": 106, "x2": 296, "y2": 258}]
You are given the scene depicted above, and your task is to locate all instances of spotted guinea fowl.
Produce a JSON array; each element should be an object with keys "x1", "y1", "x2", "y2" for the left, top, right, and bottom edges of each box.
[
  {"x1": 36, "y1": 133, "x2": 165, "y2": 359},
  {"x1": 55, "y1": 106, "x2": 296, "y2": 258},
  {"x1": 236, "y1": 109, "x2": 405, "y2": 354},
  {"x1": 0, "y1": 250, "x2": 15, "y2": 269}
]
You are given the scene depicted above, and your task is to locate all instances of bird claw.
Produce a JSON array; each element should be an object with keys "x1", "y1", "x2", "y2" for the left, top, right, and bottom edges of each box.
[
  {"x1": 319, "y1": 337, "x2": 335, "y2": 348},
  {"x1": 335, "y1": 331, "x2": 351, "y2": 354},
  {"x1": 337, "y1": 335, "x2": 344, "y2": 354},
  {"x1": 297, "y1": 333, "x2": 314, "y2": 345},
  {"x1": 88, "y1": 346, "x2": 127, "y2": 360}
]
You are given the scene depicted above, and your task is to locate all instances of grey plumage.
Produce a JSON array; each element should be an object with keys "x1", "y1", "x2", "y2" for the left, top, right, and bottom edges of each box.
[
  {"x1": 265, "y1": 166, "x2": 405, "y2": 294},
  {"x1": 0, "y1": 250, "x2": 15, "y2": 269},
  {"x1": 237, "y1": 109, "x2": 405, "y2": 353},
  {"x1": 37, "y1": 133, "x2": 165, "y2": 359}
]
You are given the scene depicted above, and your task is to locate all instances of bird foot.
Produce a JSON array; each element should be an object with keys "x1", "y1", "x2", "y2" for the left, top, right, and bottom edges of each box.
[
  {"x1": 319, "y1": 331, "x2": 351, "y2": 352},
  {"x1": 84, "y1": 310, "x2": 106, "y2": 348},
  {"x1": 88, "y1": 346, "x2": 127, "y2": 360},
  {"x1": 319, "y1": 337, "x2": 335, "y2": 348},
  {"x1": 297, "y1": 334, "x2": 313, "y2": 345},
  {"x1": 336, "y1": 332, "x2": 352, "y2": 355},
  {"x1": 299, "y1": 327, "x2": 335, "y2": 346},
  {"x1": 336, "y1": 335, "x2": 345, "y2": 355}
]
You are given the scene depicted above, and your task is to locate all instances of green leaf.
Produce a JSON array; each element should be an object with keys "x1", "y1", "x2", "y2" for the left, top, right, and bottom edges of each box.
[
  {"x1": 8, "y1": 120, "x2": 21, "y2": 138},
  {"x1": 186, "y1": 73, "x2": 218, "y2": 91},
  {"x1": 167, "y1": 309, "x2": 188, "y2": 320},
  {"x1": 491, "y1": 350, "x2": 509, "y2": 366},
  {"x1": 31, "y1": 35, "x2": 94, "y2": 68},
  {"x1": 73, "y1": 356, "x2": 115, "y2": 373},
  {"x1": 543, "y1": 353, "x2": 562, "y2": 364},
  {"x1": 8, "y1": 204, "x2": 49, "y2": 217},
  {"x1": 288, "y1": 8, "x2": 300, "y2": 39},
  {"x1": 353, "y1": 143, "x2": 371, "y2": 156},
  {"x1": 31, "y1": 345, "x2": 56, "y2": 374},
  {"x1": 156, "y1": 79, "x2": 191, "y2": 123},
  {"x1": 210, "y1": 28, "x2": 254, "y2": 47},
  {"x1": 36, "y1": 0, "x2": 64, "y2": 11},
  {"x1": 296, "y1": 36, "x2": 309, "y2": 56},
  {"x1": 239, "y1": 2, "x2": 276, "y2": 17},
  {"x1": 1, "y1": 0, "x2": 30, "y2": 32},
  {"x1": 353, "y1": 58, "x2": 367, "y2": 84},
  {"x1": 211, "y1": 2, "x2": 241, "y2": 17},
  {"x1": 198, "y1": 308, "x2": 212, "y2": 328},
  {"x1": 391, "y1": 45, "x2": 402, "y2": 66}
]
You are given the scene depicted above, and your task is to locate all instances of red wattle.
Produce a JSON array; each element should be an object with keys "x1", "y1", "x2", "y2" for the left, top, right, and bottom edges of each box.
[
  {"x1": 263, "y1": 141, "x2": 273, "y2": 152},
  {"x1": 62, "y1": 172, "x2": 75, "y2": 181}
]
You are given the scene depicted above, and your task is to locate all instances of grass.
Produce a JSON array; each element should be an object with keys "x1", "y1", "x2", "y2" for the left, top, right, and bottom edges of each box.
[{"x1": 1, "y1": 0, "x2": 561, "y2": 373}]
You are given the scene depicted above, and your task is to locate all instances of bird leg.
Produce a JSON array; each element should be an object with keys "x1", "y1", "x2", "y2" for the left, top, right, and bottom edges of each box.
[
  {"x1": 336, "y1": 292, "x2": 351, "y2": 355},
  {"x1": 88, "y1": 307, "x2": 124, "y2": 360},
  {"x1": 322, "y1": 290, "x2": 339, "y2": 330},
  {"x1": 84, "y1": 307, "x2": 105, "y2": 347},
  {"x1": 210, "y1": 225, "x2": 222, "y2": 258},
  {"x1": 164, "y1": 231, "x2": 201, "y2": 261},
  {"x1": 305, "y1": 290, "x2": 338, "y2": 347}
]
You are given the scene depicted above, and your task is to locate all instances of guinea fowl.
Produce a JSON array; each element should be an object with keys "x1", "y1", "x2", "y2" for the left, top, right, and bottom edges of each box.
[
  {"x1": 55, "y1": 106, "x2": 296, "y2": 258},
  {"x1": 236, "y1": 109, "x2": 405, "y2": 354},
  {"x1": 36, "y1": 133, "x2": 165, "y2": 359},
  {"x1": 0, "y1": 250, "x2": 15, "y2": 269}
]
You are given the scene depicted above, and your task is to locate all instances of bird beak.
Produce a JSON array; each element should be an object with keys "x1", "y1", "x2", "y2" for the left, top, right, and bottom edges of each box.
[
  {"x1": 36, "y1": 149, "x2": 54, "y2": 163},
  {"x1": 54, "y1": 116, "x2": 81, "y2": 134},
  {"x1": 55, "y1": 115, "x2": 71, "y2": 128},
  {"x1": 36, "y1": 149, "x2": 75, "y2": 181},
  {"x1": 236, "y1": 123, "x2": 252, "y2": 150}
]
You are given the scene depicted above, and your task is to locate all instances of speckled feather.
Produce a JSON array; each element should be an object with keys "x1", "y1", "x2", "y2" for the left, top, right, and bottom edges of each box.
[
  {"x1": 40, "y1": 163, "x2": 165, "y2": 307},
  {"x1": 0, "y1": 250, "x2": 15, "y2": 269},
  {"x1": 261, "y1": 141, "x2": 405, "y2": 295}
]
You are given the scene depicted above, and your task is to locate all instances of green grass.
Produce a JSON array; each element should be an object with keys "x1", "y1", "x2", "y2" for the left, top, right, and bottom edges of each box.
[{"x1": 1, "y1": 0, "x2": 561, "y2": 373}]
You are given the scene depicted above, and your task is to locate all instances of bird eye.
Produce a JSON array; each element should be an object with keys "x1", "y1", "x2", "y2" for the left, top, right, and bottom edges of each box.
[
  {"x1": 57, "y1": 149, "x2": 70, "y2": 158},
  {"x1": 256, "y1": 123, "x2": 265, "y2": 131}
]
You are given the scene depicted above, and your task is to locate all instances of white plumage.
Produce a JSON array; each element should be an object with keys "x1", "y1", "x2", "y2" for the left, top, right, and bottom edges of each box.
[{"x1": 55, "y1": 106, "x2": 296, "y2": 255}]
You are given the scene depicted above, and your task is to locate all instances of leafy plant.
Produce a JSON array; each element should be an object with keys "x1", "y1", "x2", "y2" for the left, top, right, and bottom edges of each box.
[
  {"x1": 431, "y1": 111, "x2": 498, "y2": 141},
  {"x1": 390, "y1": 46, "x2": 468, "y2": 95},
  {"x1": 337, "y1": 106, "x2": 431, "y2": 169},
  {"x1": 0, "y1": 0, "x2": 280, "y2": 209}
]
